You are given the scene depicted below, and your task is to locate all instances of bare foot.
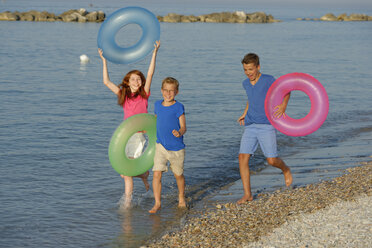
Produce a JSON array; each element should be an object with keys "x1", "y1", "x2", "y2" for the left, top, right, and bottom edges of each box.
[
  {"x1": 149, "y1": 204, "x2": 161, "y2": 214},
  {"x1": 178, "y1": 197, "x2": 186, "y2": 208},
  {"x1": 119, "y1": 194, "x2": 132, "y2": 210},
  {"x1": 237, "y1": 194, "x2": 253, "y2": 205},
  {"x1": 283, "y1": 168, "x2": 293, "y2": 187}
]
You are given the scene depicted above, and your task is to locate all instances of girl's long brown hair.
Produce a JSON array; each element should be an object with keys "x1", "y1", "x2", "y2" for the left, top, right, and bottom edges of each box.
[{"x1": 117, "y1": 70, "x2": 148, "y2": 106}]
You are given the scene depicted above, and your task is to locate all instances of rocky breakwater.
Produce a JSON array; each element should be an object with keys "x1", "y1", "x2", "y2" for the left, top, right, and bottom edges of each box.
[
  {"x1": 297, "y1": 13, "x2": 372, "y2": 21},
  {"x1": 0, "y1": 8, "x2": 105, "y2": 22},
  {"x1": 158, "y1": 11, "x2": 280, "y2": 23},
  {"x1": 0, "y1": 9, "x2": 278, "y2": 24}
]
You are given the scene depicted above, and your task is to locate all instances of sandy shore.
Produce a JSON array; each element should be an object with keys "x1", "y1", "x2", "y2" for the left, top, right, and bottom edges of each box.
[{"x1": 145, "y1": 161, "x2": 372, "y2": 247}]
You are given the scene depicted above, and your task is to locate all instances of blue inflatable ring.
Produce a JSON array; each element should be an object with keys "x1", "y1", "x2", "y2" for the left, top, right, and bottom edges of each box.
[{"x1": 97, "y1": 7, "x2": 160, "y2": 64}]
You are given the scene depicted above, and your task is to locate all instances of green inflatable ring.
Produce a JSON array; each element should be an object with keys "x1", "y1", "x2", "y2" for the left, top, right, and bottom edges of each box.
[{"x1": 108, "y1": 113, "x2": 156, "y2": 176}]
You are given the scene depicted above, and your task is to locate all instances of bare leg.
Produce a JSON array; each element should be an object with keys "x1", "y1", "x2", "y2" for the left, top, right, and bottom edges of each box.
[
  {"x1": 174, "y1": 173, "x2": 186, "y2": 208},
  {"x1": 121, "y1": 175, "x2": 133, "y2": 208},
  {"x1": 237, "y1": 153, "x2": 253, "y2": 204},
  {"x1": 267, "y1": 157, "x2": 293, "y2": 187},
  {"x1": 135, "y1": 171, "x2": 150, "y2": 191},
  {"x1": 149, "y1": 171, "x2": 162, "y2": 213}
]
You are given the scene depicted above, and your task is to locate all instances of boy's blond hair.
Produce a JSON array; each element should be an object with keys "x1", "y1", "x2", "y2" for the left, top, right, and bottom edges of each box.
[{"x1": 162, "y1": 77, "x2": 179, "y2": 91}]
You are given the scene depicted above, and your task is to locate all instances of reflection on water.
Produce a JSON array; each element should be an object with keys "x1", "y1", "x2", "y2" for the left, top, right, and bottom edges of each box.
[{"x1": 0, "y1": 5, "x2": 371, "y2": 248}]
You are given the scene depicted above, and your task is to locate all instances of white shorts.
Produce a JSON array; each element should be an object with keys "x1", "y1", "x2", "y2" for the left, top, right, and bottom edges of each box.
[{"x1": 152, "y1": 143, "x2": 185, "y2": 176}]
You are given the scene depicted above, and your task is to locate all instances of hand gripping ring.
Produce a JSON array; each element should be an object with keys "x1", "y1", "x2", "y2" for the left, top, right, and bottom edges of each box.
[{"x1": 265, "y1": 73, "x2": 329, "y2": 137}]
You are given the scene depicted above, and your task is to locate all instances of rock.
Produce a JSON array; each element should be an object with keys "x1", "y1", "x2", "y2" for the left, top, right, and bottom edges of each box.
[
  {"x1": 57, "y1": 9, "x2": 103, "y2": 22},
  {"x1": 71, "y1": 12, "x2": 87, "y2": 22},
  {"x1": 0, "y1": 9, "x2": 282, "y2": 23},
  {"x1": 60, "y1": 9, "x2": 78, "y2": 17},
  {"x1": 59, "y1": 9, "x2": 79, "y2": 22},
  {"x1": 232, "y1": 11, "x2": 248, "y2": 23},
  {"x1": 20, "y1": 12, "x2": 35, "y2": 21},
  {"x1": 347, "y1": 13, "x2": 368, "y2": 21},
  {"x1": 78, "y1": 8, "x2": 88, "y2": 16},
  {"x1": 85, "y1": 11, "x2": 98, "y2": 22},
  {"x1": 247, "y1": 12, "x2": 266, "y2": 23},
  {"x1": 235, "y1": 11, "x2": 246, "y2": 19},
  {"x1": 202, "y1": 12, "x2": 242, "y2": 23},
  {"x1": 32, "y1": 11, "x2": 48, "y2": 22},
  {"x1": 300, "y1": 13, "x2": 371, "y2": 22},
  {"x1": 61, "y1": 13, "x2": 77, "y2": 22},
  {"x1": 180, "y1": 15, "x2": 200, "y2": 23},
  {"x1": 85, "y1": 11, "x2": 105, "y2": 22},
  {"x1": 337, "y1": 13, "x2": 348, "y2": 21},
  {"x1": 163, "y1": 13, "x2": 182, "y2": 23},
  {"x1": 203, "y1": 12, "x2": 225, "y2": 22},
  {"x1": 246, "y1": 12, "x2": 279, "y2": 23},
  {"x1": 1, "y1": 9, "x2": 371, "y2": 24},
  {"x1": 266, "y1": 14, "x2": 278, "y2": 23},
  {"x1": 0, "y1": 9, "x2": 99, "y2": 22},
  {"x1": 160, "y1": 11, "x2": 279, "y2": 23},
  {"x1": 96, "y1": 11, "x2": 105, "y2": 22},
  {"x1": 0, "y1": 11, "x2": 20, "y2": 21},
  {"x1": 320, "y1": 13, "x2": 338, "y2": 21},
  {"x1": 59, "y1": 10, "x2": 86, "y2": 22}
]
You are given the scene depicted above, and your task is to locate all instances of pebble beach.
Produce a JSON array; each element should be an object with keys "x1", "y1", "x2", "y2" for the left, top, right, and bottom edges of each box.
[{"x1": 146, "y1": 161, "x2": 372, "y2": 247}]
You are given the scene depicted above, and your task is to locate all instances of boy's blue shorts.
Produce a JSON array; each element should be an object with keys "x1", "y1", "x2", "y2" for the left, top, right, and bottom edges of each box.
[{"x1": 239, "y1": 124, "x2": 278, "y2": 158}]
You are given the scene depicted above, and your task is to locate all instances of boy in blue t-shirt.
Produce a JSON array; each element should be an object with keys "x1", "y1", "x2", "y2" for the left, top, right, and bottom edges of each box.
[
  {"x1": 237, "y1": 53, "x2": 293, "y2": 205},
  {"x1": 149, "y1": 77, "x2": 186, "y2": 214}
]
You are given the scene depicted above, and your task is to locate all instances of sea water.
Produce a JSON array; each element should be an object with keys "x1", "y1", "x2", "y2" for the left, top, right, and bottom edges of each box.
[{"x1": 1, "y1": 0, "x2": 372, "y2": 247}]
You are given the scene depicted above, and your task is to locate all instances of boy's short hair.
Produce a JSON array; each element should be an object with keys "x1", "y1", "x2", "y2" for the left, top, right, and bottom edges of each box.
[
  {"x1": 162, "y1": 77, "x2": 179, "y2": 91},
  {"x1": 241, "y1": 53, "x2": 260, "y2": 66}
]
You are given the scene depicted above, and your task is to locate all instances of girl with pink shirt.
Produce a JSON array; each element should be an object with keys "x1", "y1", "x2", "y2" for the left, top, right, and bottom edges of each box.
[{"x1": 98, "y1": 41, "x2": 160, "y2": 208}]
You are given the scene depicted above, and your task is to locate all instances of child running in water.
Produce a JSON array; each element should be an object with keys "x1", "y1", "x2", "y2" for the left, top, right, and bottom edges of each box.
[
  {"x1": 149, "y1": 77, "x2": 187, "y2": 214},
  {"x1": 237, "y1": 53, "x2": 293, "y2": 204},
  {"x1": 98, "y1": 41, "x2": 160, "y2": 207}
]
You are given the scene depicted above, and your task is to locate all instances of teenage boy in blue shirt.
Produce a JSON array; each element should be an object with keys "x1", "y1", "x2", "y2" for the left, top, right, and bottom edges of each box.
[{"x1": 237, "y1": 53, "x2": 293, "y2": 204}]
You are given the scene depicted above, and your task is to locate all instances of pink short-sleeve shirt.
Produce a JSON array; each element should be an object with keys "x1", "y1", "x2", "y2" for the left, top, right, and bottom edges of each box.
[{"x1": 123, "y1": 92, "x2": 150, "y2": 120}]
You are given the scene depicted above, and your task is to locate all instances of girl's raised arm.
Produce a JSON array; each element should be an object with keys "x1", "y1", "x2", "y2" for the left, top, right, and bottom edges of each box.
[
  {"x1": 98, "y1": 48, "x2": 120, "y2": 96},
  {"x1": 144, "y1": 41, "x2": 161, "y2": 94}
]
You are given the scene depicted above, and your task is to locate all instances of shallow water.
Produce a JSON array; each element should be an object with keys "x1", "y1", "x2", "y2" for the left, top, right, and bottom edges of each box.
[{"x1": 1, "y1": 1, "x2": 372, "y2": 247}]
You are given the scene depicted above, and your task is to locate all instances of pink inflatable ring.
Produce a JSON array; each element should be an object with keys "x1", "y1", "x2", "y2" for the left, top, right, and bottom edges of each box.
[{"x1": 265, "y1": 73, "x2": 329, "y2": 137}]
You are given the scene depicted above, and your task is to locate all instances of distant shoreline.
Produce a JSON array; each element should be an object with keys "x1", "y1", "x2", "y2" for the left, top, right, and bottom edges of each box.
[
  {"x1": 297, "y1": 12, "x2": 372, "y2": 21},
  {"x1": 1, "y1": 9, "x2": 371, "y2": 23}
]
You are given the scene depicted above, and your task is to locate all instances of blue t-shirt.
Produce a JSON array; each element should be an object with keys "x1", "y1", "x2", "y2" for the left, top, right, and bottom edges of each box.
[
  {"x1": 154, "y1": 100, "x2": 185, "y2": 151},
  {"x1": 242, "y1": 74, "x2": 275, "y2": 125}
]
